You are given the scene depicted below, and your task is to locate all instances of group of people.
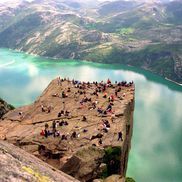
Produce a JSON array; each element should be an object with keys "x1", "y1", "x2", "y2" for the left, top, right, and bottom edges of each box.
[
  {"x1": 41, "y1": 105, "x2": 52, "y2": 113},
  {"x1": 39, "y1": 77, "x2": 133, "y2": 144},
  {"x1": 40, "y1": 120, "x2": 83, "y2": 140},
  {"x1": 40, "y1": 120, "x2": 68, "y2": 138},
  {"x1": 57, "y1": 110, "x2": 70, "y2": 117}
]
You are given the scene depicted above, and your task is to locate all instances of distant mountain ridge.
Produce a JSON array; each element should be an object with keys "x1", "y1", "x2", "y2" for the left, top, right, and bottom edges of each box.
[{"x1": 0, "y1": 0, "x2": 182, "y2": 83}]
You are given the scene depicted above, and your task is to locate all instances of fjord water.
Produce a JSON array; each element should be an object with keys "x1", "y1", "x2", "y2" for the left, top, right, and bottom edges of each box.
[{"x1": 0, "y1": 48, "x2": 182, "y2": 182}]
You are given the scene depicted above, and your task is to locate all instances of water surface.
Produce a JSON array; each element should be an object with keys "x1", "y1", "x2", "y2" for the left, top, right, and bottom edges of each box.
[{"x1": 0, "y1": 48, "x2": 182, "y2": 182}]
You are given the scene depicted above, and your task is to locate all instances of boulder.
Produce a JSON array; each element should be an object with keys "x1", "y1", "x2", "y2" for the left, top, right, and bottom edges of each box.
[
  {"x1": 104, "y1": 175, "x2": 125, "y2": 182},
  {"x1": 0, "y1": 98, "x2": 14, "y2": 119},
  {"x1": 61, "y1": 146, "x2": 105, "y2": 181}
]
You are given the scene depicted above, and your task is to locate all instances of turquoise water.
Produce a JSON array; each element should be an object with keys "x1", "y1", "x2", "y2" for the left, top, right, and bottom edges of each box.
[{"x1": 0, "y1": 48, "x2": 182, "y2": 182}]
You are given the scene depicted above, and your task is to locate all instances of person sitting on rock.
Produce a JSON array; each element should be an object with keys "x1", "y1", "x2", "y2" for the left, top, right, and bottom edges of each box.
[
  {"x1": 82, "y1": 116, "x2": 87, "y2": 121},
  {"x1": 40, "y1": 129, "x2": 45, "y2": 136},
  {"x1": 47, "y1": 105, "x2": 51, "y2": 113},
  {"x1": 61, "y1": 134, "x2": 67, "y2": 140},
  {"x1": 97, "y1": 107, "x2": 103, "y2": 114},
  {"x1": 45, "y1": 123, "x2": 49, "y2": 129},
  {"x1": 58, "y1": 110, "x2": 64, "y2": 117},
  {"x1": 103, "y1": 119, "x2": 110, "y2": 128},
  {"x1": 91, "y1": 102, "x2": 96, "y2": 110},
  {"x1": 103, "y1": 92, "x2": 107, "y2": 98},
  {"x1": 58, "y1": 112, "x2": 61, "y2": 117},
  {"x1": 83, "y1": 129, "x2": 88, "y2": 133},
  {"x1": 62, "y1": 91, "x2": 68, "y2": 98},
  {"x1": 107, "y1": 78, "x2": 111, "y2": 84},
  {"x1": 110, "y1": 94, "x2": 115, "y2": 102},
  {"x1": 59, "y1": 120, "x2": 64, "y2": 126},
  {"x1": 65, "y1": 110, "x2": 70, "y2": 117},
  {"x1": 55, "y1": 130, "x2": 60, "y2": 137},
  {"x1": 41, "y1": 105, "x2": 46, "y2": 112},
  {"x1": 52, "y1": 93, "x2": 59, "y2": 97},
  {"x1": 106, "y1": 103, "x2": 112, "y2": 112},
  {"x1": 99, "y1": 138, "x2": 102, "y2": 145},
  {"x1": 90, "y1": 133, "x2": 103, "y2": 140},
  {"x1": 71, "y1": 131, "x2": 77, "y2": 139}
]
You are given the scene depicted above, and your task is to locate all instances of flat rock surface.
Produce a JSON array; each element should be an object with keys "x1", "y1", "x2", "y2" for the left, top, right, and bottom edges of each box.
[{"x1": 0, "y1": 78, "x2": 134, "y2": 173}]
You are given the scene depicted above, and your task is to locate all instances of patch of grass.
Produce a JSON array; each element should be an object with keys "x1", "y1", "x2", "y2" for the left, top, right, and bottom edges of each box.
[
  {"x1": 103, "y1": 146, "x2": 121, "y2": 176},
  {"x1": 116, "y1": 28, "x2": 135, "y2": 36},
  {"x1": 126, "y1": 177, "x2": 136, "y2": 182}
]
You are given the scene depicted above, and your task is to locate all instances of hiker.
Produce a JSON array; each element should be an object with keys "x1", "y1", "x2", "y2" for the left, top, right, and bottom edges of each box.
[
  {"x1": 44, "y1": 129, "x2": 48, "y2": 138},
  {"x1": 118, "y1": 131, "x2": 123, "y2": 141},
  {"x1": 57, "y1": 76, "x2": 61, "y2": 85},
  {"x1": 52, "y1": 120, "x2": 56, "y2": 137}
]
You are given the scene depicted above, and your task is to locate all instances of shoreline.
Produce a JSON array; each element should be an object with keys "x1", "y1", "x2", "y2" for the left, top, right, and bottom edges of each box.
[
  {"x1": 0, "y1": 47, "x2": 182, "y2": 87},
  {"x1": 165, "y1": 77, "x2": 182, "y2": 86}
]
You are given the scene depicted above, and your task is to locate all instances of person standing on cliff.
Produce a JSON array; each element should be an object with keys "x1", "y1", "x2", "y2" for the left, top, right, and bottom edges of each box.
[
  {"x1": 118, "y1": 131, "x2": 123, "y2": 141},
  {"x1": 52, "y1": 120, "x2": 56, "y2": 137}
]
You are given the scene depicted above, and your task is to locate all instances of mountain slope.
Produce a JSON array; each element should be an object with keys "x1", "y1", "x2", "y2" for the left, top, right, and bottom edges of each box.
[
  {"x1": 0, "y1": 98, "x2": 14, "y2": 119},
  {"x1": 0, "y1": 0, "x2": 182, "y2": 83}
]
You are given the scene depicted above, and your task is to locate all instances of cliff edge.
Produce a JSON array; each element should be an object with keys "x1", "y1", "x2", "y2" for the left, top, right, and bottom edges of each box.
[{"x1": 0, "y1": 78, "x2": 135, "y2": 181}]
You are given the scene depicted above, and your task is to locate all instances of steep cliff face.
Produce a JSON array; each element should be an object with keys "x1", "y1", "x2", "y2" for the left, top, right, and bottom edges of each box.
[
  {"x1": 0, "y1": 98, "x2": 14, "y2": 119},
  {"x1": 120, "y1": 98, "x2": 134, "y2": 176},
  {"x1": 0, "y1": 140, "x2": 80, "y2": 182}
]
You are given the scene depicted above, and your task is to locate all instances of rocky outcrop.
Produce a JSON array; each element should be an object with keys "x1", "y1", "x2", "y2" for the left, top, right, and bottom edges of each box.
[
  {"x1": 0, "y1": 78, "x2": 135, "y2": 181},
  {"x1": 61, "y1": 146, "x2": 105, "y2": 181},
  {"x1": 0, "y1": 98, "x2": 14, "y2": 119},
  {"x1": 93, "y1": 175, "x2": 125, "y2": 182},
  {"x1": 0, "y1": 140, "x2": 80, "y2": 182}
]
